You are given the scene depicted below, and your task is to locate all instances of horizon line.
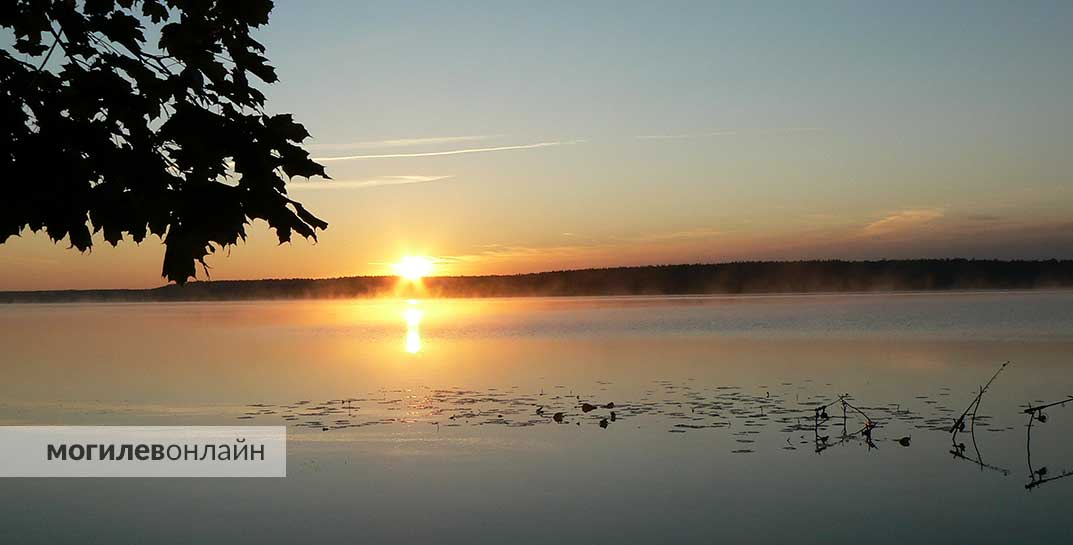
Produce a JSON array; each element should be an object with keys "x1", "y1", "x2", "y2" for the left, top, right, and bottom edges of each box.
[{"x1": 3, "y1": 257, "x2": 1072, "y2": 295}]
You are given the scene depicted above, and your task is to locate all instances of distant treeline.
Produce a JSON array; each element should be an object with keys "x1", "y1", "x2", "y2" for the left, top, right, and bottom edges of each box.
[{"x1": 3, "y1": 259, "x2": 1073, "y2": 303}]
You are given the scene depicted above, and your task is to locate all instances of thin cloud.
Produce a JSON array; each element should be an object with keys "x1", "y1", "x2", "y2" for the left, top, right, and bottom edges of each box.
[
  {"x1": 963, "y1": 213, "x2": 1003, "y2": 222},
  {"x1": 440, "y1": 226, "x2": 723, "y2": 265},
  {"x1": 308, "y1": 135, "x2": 499, "y2": 151},
  {"x1": 756, "y1": 127, "x2": 825, "y2": 134},
  {"x1": 862, "y1": 208, "x2": 945, "y2": 236},
  {"x1": 439, "y1": 243, "x2": 591, "y2": 264},
  {"x1": 636, "y1": 131, "x2": 738, "y2": 140},
  {"x1": 629, "y1": 227, "x2": 723, "y2": 243},
  {"x1": 314, "y1": 141, "x2": 581, "y2": 161},
  {"x1": 636, "y1": 127, "x2": 824, "y2": 140},
  {"x1": 287, "y1": 175, "x2": 453, "y2": 190}
]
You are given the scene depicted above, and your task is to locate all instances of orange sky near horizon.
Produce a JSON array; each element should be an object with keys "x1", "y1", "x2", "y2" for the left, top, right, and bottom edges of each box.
[{"x1": 2, "y1": 201, "x2": 1072, "y2": 291}]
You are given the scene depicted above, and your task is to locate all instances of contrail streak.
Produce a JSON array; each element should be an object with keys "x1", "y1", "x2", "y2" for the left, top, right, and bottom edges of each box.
[{"x1": 314, "y1": 141, "x2": 575, "y2": 161}]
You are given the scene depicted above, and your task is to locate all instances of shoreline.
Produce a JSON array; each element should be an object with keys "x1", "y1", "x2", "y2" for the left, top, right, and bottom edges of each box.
[{"x1": 3, "y1": 258, "x2": 1073, "y2": 304}]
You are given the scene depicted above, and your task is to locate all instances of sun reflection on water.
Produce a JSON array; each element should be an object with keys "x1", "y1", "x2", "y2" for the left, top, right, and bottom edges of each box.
[{"x1": 403, "y1": 300, "x2": 423, "y2": 354}]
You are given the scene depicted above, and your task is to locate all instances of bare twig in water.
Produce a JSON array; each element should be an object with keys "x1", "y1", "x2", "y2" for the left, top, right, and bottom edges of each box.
[
  {"x1": 1022, "y1": 396, "x2": 1073, "y2": 415},
  {"x1": 948, "y1": 361, "x2": 1010, "y2": 474},
  {"x1": 951, "y1": 361, "x2": 1008, "y2": 435},
  {"x1": 1025, "y1": 470, "x2": 1073, "y2": 490},
  {"x1": 1024, "y1": 395, "x2": 1073, "y2": 490},
  {"x1": 949, "y1": 444, "x2": 1010, "y2": 476},
  {"x1": 813, "y1": 394, "x2": 879, "y2": 453}
]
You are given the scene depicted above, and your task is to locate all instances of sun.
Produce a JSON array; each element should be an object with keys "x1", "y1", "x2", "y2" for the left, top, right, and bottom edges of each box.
[{"x1": 393, "y1": 256, "x2": 434, "y2": 281}]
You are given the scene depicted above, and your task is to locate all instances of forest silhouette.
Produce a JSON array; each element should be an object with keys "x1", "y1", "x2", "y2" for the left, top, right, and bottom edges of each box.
[{"x1": 3, "y1": 259, "x2": 1072, "y2": 302}]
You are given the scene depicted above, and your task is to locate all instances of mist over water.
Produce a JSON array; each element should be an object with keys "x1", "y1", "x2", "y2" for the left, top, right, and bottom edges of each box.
[{"x1": 2, "y1": 291, "x2": 1073, "y2": 543}]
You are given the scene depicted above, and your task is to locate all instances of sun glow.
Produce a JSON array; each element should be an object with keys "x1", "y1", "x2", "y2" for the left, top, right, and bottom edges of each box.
[{"x1": 393, "y1": 256, "x2": 434, "y2": 281}]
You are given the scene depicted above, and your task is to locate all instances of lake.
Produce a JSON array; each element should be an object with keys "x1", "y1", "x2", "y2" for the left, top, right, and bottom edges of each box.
[{"x1": 2, "y1": 291, "x2": 1073, "y2": 543}]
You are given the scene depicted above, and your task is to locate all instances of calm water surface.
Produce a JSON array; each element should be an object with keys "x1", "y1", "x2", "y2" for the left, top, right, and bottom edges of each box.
[{"x1": 2, "y1": 291, "x2": 1073, "y2": 543}]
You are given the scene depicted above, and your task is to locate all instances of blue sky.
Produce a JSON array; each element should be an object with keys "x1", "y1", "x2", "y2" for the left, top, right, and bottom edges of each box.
[{"x1": 2, "y1": 0, "x2": 1072, "y2": 288}]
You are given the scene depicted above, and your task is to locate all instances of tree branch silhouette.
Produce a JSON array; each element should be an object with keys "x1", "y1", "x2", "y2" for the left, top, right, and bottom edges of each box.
[{"x1": 1, "y1": 0, "x2": 329, "y2": 283}]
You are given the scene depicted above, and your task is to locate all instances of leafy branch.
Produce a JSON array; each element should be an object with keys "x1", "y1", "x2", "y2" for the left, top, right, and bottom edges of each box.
[{"x1": 1, "y1": 0, "x2": 330, "y2": 283}]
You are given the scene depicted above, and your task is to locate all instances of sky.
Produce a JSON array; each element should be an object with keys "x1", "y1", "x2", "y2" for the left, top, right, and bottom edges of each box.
[{"x1": 2, "y1": 0, "x2": 1073, "y2": 290}]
